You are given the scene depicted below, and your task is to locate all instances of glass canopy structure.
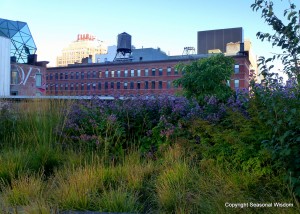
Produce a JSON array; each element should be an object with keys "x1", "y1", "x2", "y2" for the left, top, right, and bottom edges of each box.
[{"x1": 0, "y1": 18, "x2": 37, "y2": 63}]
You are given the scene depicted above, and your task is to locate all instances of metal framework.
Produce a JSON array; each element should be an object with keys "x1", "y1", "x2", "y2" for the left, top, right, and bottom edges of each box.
[{"x1": 0, "y1": 18, "x2": 37, "y2": 63}]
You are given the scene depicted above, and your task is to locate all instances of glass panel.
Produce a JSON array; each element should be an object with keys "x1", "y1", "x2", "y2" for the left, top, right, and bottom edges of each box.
[
  {"x1": 36, "y1": 74, "x2": 42, "y2": 87},
  {"x1": 11, "y1": 69, "x2": 18, "y2": 84},
  {"x1": 234, "y1": 79, "x2": 239, "y2": 88},
  {"x1": 159, "y1": 69, "x2": 163, "y2": 76},
  {"x1": 234, "y1": 64, "x2": 240, "y2": 73}
]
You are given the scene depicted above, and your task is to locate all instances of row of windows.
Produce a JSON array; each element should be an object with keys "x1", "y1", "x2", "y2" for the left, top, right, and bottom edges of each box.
[
  {"x1": 47, "y1": 80, "x2": 174, "y2": 91},
  {"x1": 47, "y1": 67, "x2": 178, "y2": 80},
  {"x1": 48, "y1": 64, "x2": 241, "y2": 81}
]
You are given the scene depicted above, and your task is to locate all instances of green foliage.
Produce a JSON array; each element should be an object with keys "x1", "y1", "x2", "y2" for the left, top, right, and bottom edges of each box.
[
  {"x1": 251, "y1": 0, "x2": 300, "y2": 81},
  {"x1": 173, "y1": 54, "x2": 234, "y2": 104},
  {"x1": 187, "y1": 111, "x2": 273, "y2": 179},
  {"x1": 250, "y1": 81, "x2": 300, "y2": 197},
  {"x1": 0, "y1": 97, "x2": 300, "y2": 212},
  {"x1": 97, "y1": 188, "x2": 141, "y2": 213}
]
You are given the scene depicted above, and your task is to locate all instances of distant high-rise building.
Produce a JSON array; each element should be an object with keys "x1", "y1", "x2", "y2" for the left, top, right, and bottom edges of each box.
[
  {"x1": 56, "y1": 33, "x2": 107, "y2": 67},
  {"x1": 197, "y1": 27, "x2": 243, "y2": 54}
]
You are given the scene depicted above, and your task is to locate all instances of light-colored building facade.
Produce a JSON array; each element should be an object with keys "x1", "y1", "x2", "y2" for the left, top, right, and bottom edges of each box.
[
  {"x1": 226, "y1": 40, "x2": 259, "y2": 82},
  {"x1": 56, "y1": 33, "x2": 107, "y2": 67},
  {"x1": 0, "y1": 36, "x2": 11, "y2": 96}
]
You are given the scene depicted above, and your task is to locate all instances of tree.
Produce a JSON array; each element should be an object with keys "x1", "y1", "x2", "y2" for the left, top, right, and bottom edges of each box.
[
  {"x1": 173, "y1": 54, "x2": 234, "y2": 104},
  {"x1": 251, "y1": 0, "x2": 300, "y2": 83}
]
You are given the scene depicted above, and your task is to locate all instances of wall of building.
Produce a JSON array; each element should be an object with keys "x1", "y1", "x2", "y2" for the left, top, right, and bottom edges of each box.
[
  {"x1": 46, "y1": 55, "x2": 251, "y2": 97},
  {"x1": 0, "y1": 36, "x2": 11, "y2": 96},
  {"x1": 10, "y1": 63, "x2": 47, "y2": 96},
  {"x1": 96, "y1": 45, "x2": 117, "y2": 63},
  {"x1": 197, "y1": 27, "x2": 243, "y2": 54},
  {"x1": 56, "y1": 34, "x2": 107, "y2": 67},
  {"x1": 231, "y1": 56, "x2": 251, "y2": 89},
  {"x1": 46, "y1": 60, "x2": 185, "y2": 96}
]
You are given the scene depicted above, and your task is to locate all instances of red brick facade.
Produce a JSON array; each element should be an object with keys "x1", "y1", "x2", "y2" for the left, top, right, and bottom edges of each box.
[
  {"x1": 10, "y1": 63, "x2": 47, "y2": 96},
  {"x1": 46, "y1": 55, "x2": 251, "y2": 97}
]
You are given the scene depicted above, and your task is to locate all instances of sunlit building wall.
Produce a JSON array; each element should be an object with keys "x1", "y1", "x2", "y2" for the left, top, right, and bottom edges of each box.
[
  {"x1": 0, "y1": 36, "x2": 11, "y2": 96},
  {"x1": 56, "y1": 34, "x2": 107, "y2": 67}
]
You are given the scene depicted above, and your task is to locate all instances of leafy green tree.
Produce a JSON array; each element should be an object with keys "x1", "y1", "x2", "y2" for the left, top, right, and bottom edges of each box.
[
  {"x1": 173, "y1": 54, "x2": 234, "y2": 104},
  {"x1": 251, "y1": 0, "x2": 300, "y2": 83}
]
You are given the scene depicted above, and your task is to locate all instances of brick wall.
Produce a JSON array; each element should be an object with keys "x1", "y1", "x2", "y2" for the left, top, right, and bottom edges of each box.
[
  {"x1": 46, "y1": 55, "x2": 251, "y2": 96},
  {"x1": 10, "y1": 63, "x2": 47, "y2": 96}
]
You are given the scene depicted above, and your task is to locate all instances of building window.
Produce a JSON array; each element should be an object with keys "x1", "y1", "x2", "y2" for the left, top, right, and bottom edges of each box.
[
  {"x1": 124, "y1": 82, "x2": 128, "y2": 89},
  {"x1": 93, "y1": 71, "x2": 96, "y2": 78},
  {"x1": 60, "y1": 84, "x2": 64, "y2": 91},
  {"x1": 124, "y1": 70, "x2": 128, "y2": 77},
  {"x1": 76, "y1": 72, "x2": 79, "y2": 79},
  {"x1": 55, "y1": 73, "x2": 58, "y2": 80},
  {"x1": 87, "y1": 71, "x2": 91, "y2": 79},
  {"x1": 92, "y1": 83, "x2": 96, "y2": 90},
  {"x1": 234, "y1": 79, "x2": 239, "y2": 88},
  {"x1": 60, "y1": 73, "x2": 63, "y2": 79},
  {"x1": 70, "y1": 72, "x2": 74, "y2": 79},
  {"x1": 65, "y1": 84, "x2": 68, "y2": 91},
  {"x1": 50, "y1": 74, "x2": 53, "y2": 80},
  {"x1": 137, "y1": 69, "x2": 141, "y2": 77},
  {"x1": 167, "y1": 67, "x2": 171, "y2": 76},
  {"x1": 159, "y1": 81, "x2": 162, "y2": 89},
  {"x1": 234, "y1": 64, "x2": 240, "y2": 74},
  {"x1": 111, "y1": 71, "x2": 115, "y2": 78},
  {"x1": 111, "y1": 82, "x2": 114, "y2": 89},
  {"x1": 36, "y1": 73, "x2": 42, "y2": 87},
  {"x1": 70, "y1": 83, "x2": 74, "y2": 91},
  {"x1": 131, "y1": 69, "x2": 134, "y2": 77},
  {"x1": 227, "y1": 80, "x2": 230, "y2": 87},
  {"x1": 105, "y1": 82, "x2": 108, "y2": 90},
  {"x1": 151, "y1": 81, "x2": 155, "y2": 89},
  {"x1": 81, "y1": 72, "x2": 84, "y2": 79},
  {"x1": 46, "y1": 74, "x2": 48, "y2": 80},
  {"x1": 105, "y1": 70, "x2": 109, "y2": 78},
  {"x1": 167, "y1": 81, "x2": 171, "y2": 89},
  {"x1": 137, "y1": 81, "x2": 140, "y2": 89},
  {"x1": 174, "y1": 69, "x2": 178, "y2": 75},
  {"x1": 130, "y1": 81, "x2": 134, "y2": 89},
  {"x1": 117, "y1": 82, "x2": 120, "y2": 89},
  {"x1": 117, "y1": 70, "x2": 121, "y2": 77},
  {"x1": 98, "y1": 82, "x2": 101, "y2": 90},
  {"x1": 159, "y1": 68, "x2": 163, "y2": 76},
  {"x1": 65, "y1": 73, "x2": 68, "y2": 79},
  {"x1": 145, "y1": 69, "x2": 149, "y2": 77},
  {"x1": 75, "y1": 83, "x2": 79, "y2": 90},
  {"x1": 99, "y1": 71, "x2": 102, "y2": 78},
  {"x1": 11, "y1": 70, "x2": 18, "y2": 84},
  {"x1": 145, "y1": 81, "x2": 148, "y2": 89},
  {"x1": 55, "y1": 84, "x2": 58, "y2": 91},
  {"x1": 81, "y1": 83, "x2": 84, "y2": 91},
  {"x1": 87, "y1": 83, "x2": 91, "y2": 90},
  {"x1": 152, "y1": 68, "x2": 156, "y2": 76},
  {"x1": 182, "y1": 69, "x2": 185, "y2": 75}
]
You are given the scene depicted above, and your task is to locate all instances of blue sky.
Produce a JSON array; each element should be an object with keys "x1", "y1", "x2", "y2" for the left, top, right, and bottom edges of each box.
[{"x1": 0, "y1": 0, "x2": 297, "y2": 68}]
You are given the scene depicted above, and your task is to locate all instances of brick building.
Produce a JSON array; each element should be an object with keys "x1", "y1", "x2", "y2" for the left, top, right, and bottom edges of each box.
[
  {"x1": 46, "y1": 53, "x2": 252, "y2": 97},
  {"x1": 10, "y1": 61, "x2": 47, "y2": 96}
]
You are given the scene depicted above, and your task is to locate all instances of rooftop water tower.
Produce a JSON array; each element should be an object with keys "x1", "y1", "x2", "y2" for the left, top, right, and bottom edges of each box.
[{"x1": 114, "y1": 32, "x2": 132, "y2": 61}]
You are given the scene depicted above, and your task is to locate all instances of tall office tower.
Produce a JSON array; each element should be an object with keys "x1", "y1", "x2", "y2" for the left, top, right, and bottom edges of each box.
[
  {"x1": 56, "y1": 33, "x2": 107, "y2": 67},
  {"x1": 197, "y1": 27, "x2": 243, "y2": 54}
]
